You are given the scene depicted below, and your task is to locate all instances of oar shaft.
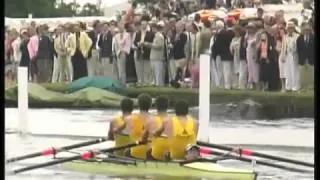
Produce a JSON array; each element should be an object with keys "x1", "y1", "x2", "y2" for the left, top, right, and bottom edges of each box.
[
  {"x1": 200, "y1": 148, "x2": 311, "y2": 173},
  {"x1": 12, "y1": 141, "x2": 143, "y2": 174},
  {"x1": 197, "y1": 141, "x2": 314, "y2": 168},
  {"x1": 7, "y1": 138, "x2": 107, "y2": 163}
]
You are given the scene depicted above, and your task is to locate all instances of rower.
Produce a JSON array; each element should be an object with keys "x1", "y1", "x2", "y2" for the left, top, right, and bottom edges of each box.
[
  {"x1": 142, "y1": 96, "x2": 170, "y2": 160},
  {"x1": 162, "y1": 100, "x2": 199, "y2": 160},
  {"x1": 107, "y1": 98, "x2": 133, "y2": 156},
  {"x1": 123, "y1": 93, "x2": 152, "y2": 159}
]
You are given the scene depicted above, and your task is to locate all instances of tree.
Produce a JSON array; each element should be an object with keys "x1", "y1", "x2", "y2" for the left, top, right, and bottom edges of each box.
[
  {"x1": 78, "y1": 3, "x2": 102, "y2": 16},
  {"x1": 5, "y1": 0, "x2": 56, "y2": 18},
  {"x1": 51, "y1": 2, "x2": 78, "y2": 17}
]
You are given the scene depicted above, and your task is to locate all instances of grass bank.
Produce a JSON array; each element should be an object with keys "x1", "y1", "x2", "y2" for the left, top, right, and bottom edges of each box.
[{"x1": 5, "y1": 83, "x2": 314, "y2": 118}]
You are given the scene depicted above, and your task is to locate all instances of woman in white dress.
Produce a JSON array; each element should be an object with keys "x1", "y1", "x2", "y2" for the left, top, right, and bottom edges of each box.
[
  {"x1": 275, "y1": 26, "x2": 287, "y2": 92},
  {"x1": 245, "y1": 22, "x2": 259, "y2": 90}
]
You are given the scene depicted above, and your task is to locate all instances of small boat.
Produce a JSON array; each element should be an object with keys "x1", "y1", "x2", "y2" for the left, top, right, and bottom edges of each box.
[{"x1": 62, "y1": 158, "x2": 258, "y2": 180}]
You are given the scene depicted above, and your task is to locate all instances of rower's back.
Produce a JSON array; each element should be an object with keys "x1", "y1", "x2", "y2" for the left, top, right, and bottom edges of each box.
[
  {"x1": 111, "y1": 98, "x2": 134, "y2": 156},
  {"x1": 149, "y1": 96, "x2": 170, "y2": 160},
  {"x1": 168, "y1": 100, "x2": 198, "y2": 160},
  {"x1": 127, "y1": 94, "x2": 152, "y2": 159}
]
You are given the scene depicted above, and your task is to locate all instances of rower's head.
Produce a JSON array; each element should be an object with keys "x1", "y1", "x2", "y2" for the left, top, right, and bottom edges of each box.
[
  {"x1": 185, "y1": 144, "x2": 201, "y2": 160},
  {"x1": 137, "y1": 93, "x2": 152, "y2": 112},
  {"x1": 175, "y1": 100, "x2": 189, "y2": 116},
  {"x1": 155, "y1": 96, "x2": 169, "y2": 113},
  {"x1": 120, "y1": 98, "x2": 134, "y2": 115}
]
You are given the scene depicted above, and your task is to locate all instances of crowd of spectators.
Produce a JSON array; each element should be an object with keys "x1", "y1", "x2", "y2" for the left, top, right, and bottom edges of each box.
[{"x1": 5, "y1": 0, "x2": 314, "y2": 92}]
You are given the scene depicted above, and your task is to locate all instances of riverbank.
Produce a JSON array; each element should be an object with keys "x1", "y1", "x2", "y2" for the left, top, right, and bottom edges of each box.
[{"x1": 5, "y1": 83, "x2": 314, "y2": 118}]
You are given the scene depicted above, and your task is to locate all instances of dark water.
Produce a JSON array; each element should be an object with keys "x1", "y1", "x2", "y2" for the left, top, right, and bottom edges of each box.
[{"x1": 5, "y1": 108, "x2": 314, "y2": 180}]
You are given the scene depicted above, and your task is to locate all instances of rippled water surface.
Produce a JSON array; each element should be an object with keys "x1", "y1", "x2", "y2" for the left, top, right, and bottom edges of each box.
[{"x1": 5, "y1": 108, "x2": 314, "y2": 180}]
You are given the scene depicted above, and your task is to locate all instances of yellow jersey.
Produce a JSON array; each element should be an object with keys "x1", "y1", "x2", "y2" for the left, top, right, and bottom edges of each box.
[
  {"x1": 150, "y1": 115, "x2": 169, "y2": 160},
  {"x1": 169, "y1": 116, "x2": 196, "y2": 160},
  {"x1": 129, "y1": 113, "x2": 148, "y2": 159},
  {"x1": 113, "y1": 115, "x2": 131, "y2": 156}
]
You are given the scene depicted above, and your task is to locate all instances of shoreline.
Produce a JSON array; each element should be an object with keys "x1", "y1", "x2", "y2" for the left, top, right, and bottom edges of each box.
[{"x1": 5, "y1": 83, "x2": 314, "y2": 118}]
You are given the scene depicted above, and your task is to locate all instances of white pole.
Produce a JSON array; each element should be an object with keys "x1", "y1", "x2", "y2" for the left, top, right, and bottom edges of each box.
[
  {"x1": 28, "y1": 14, "x2": 32, "y2": 19},
  {"x1": 18, "y1": 67, "x2": 29, "y2": 135},
  {"x1": 197, "y1": 53, "x2": 211, "y2": 142}
]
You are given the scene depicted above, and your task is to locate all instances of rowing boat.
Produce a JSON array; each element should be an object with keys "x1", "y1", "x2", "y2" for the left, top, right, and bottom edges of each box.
[{"x1": 62, "y1": 158, "x2": 258, "y2": 180}]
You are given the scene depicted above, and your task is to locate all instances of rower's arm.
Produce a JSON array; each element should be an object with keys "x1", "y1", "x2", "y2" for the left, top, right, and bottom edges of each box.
[
  {"x1": 113, "y1": 119, "x2": 127, "y2": 134},
  {"x1": 141, "y1": 118, "x2": 152, "y2": 143},
  {"x1": 194, "y1": 119, "x2": 199, "y2": 136},
  {"x1": 107, "y1": 119, "x2": 115, "y2": 140},
  {"x1": 154, "y1": 117, "x2": 168, "y2": 137}
]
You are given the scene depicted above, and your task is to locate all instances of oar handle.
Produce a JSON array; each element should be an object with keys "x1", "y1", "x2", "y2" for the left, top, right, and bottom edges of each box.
[
  {"x1": 200, "y1": 148, "x2": 312, "y2": 173},
  {"x1": 197, "y1": 141, "x2": 314, "y2": 168},
  {"x1": 6, "y1": 138, "x2": 107, "y2": 163}
]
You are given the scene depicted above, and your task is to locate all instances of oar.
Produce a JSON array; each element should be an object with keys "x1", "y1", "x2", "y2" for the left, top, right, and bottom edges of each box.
[
  {"x1": 199, "y1": 148, "x2": 313, "y2": 173},
  {"x1": 12, "y1": 141, "x2": 145, "y2": 174},
  {"x1": 197, "y1": 141, "x2": 314, "y2": 168},
  {"x1": 6, "y1": 138, "x2": 107, "y2": 163}
]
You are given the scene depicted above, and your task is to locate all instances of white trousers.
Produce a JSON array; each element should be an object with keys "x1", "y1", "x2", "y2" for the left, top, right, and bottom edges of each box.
[
  {"x1": 52, "y1": 56, "x2": 60, "y2": 83},
  {"x1": 169, "y1": 59, "x2": 176, "y2": 81},
  {"x1": 134, "y1": 58, "x2": 153, "y2": 84},
  {"x1": 222, "y1": 60, "x2": 233, "y2": 89},
  {"x1": 150, "y1": 60, "x2": 165, "y2": 86},
  {"x1": 211, "y1": 56, "x2": 223, "y2": 88},
  {"x1": 238, "y1": 60, "x2": 247, "y2": 89},
  {"x1": 285, "y1": 54, "x2": 300, "y2": 91},
  {"x1": 117, "y1": 53, "x2": 127, "y2": 84},
  {"x1": 87, "y1": 50, "x2": 100, "y2": 77}
]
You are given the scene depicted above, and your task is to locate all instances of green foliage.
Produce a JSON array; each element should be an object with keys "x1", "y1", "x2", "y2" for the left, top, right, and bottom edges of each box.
[{"x1": 5, "y1": 0, "x2": 102, "y2": 18}]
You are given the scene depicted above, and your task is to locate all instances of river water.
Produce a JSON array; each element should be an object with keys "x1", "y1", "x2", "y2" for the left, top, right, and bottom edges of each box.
[{"x1": 5, "y1": 108, "x2": 314, "y2": 180}]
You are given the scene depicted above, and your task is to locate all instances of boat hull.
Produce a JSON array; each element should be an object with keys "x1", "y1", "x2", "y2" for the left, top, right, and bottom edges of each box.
[{"x1": 63, "y1": 160, "x2": 257, "y2": 180}]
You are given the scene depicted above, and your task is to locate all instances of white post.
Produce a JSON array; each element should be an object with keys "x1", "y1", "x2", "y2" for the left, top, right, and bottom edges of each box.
[
  {"x1": 18, "y1": 67, "x2": 29, "y2": 135},
  {"x1": 28, "y1": 14, "x2": 32, "y2": 19},
  {"x1": 197, "y1": 53, "x2": 211, "y2": 142}
]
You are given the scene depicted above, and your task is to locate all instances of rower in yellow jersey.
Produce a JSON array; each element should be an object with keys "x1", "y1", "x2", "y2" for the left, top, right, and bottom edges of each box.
[
  {"x1": 107, "y1": 98, "x2": 133, "y2": 156},
  {"x1": 161, "y1": 100, "x2": 199, "y2": 160},
  {"x1": 142, "y1": 96, "x2": 170, "y2": 160},
  {"x1": 123, "y1": 93, "x2": 152, "y2": 159}
]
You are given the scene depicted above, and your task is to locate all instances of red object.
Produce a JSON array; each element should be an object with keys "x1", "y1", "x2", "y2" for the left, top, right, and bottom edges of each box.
[
  {"x1": 42, "y1": 148, "x2": 56, "y2": 156},
  {"x1": 81, "y1": 151, "x2": 93, "y2": 160},
  {"x1": 241, "y1": 149, "x2": 253, "y2": 156},
  {"x1": 199, "y1": 148, "x2": 211, "y2": 154}
]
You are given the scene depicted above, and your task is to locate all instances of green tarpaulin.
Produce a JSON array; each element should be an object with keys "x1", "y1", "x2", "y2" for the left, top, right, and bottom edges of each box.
[
  {"x1": 67, "y1": 76, "x2": 127, "y2": 94},
  {"x1": 5, "y1": 83, "x2": 134, "y2": 108}
]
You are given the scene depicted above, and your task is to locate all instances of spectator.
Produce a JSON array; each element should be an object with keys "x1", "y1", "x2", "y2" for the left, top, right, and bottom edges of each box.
[
  {"x1": 282, "y1": 21, "x2": 300, "y2": 92},
  {"x1": 113, "y1": 22, "x2": 131, "y2": 84},
  {"x1": 215, "y1": 19, "x2": 234, "y2": 89},
  {"x1": 230, "y1": 25, "x2": 247, "y2": 89},
  {"x1": 66, "y1": 23, "x2": 92, "y2": 81},
  {"x1": 245, "y1": 22, "x2": 259, "y2": 90},
  {"x1": 87, "y1": 20, "x2": 102, "y2": 76},
  {"x1": 133, "y1": 20, "x2": 155, "y2": 85},
  {"x1": 297, "y1": 23, "x2": 313, "y2": 90},
  {"x1": 147, "y1": 22, "x2": 166, "y2": 86}
]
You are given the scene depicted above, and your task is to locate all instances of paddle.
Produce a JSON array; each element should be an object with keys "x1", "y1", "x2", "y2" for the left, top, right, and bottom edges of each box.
[
  {"x1": 199, "y1": 148, "x2": 313, "y2": 173},
  {"x1": 6, "y1": 138, "x2": 107, "y2": 163},
  {"x1": 12, "y1": 141, "x2": 145, "y2": 174},
  {"x1": 197, "y1": 141, "x2": 314, "y2": 168}
]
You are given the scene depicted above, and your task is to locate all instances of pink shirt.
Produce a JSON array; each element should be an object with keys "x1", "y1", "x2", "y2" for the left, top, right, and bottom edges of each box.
[
  {"x1": 260, "y1": 41, "x2": 268, "y2": 59},
  {"x1": 27, "y1": 35, "x2": 39, "y2": 61},
  {"x1": 115, "y1": 32, "x2": 131, "y2": 55}
]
